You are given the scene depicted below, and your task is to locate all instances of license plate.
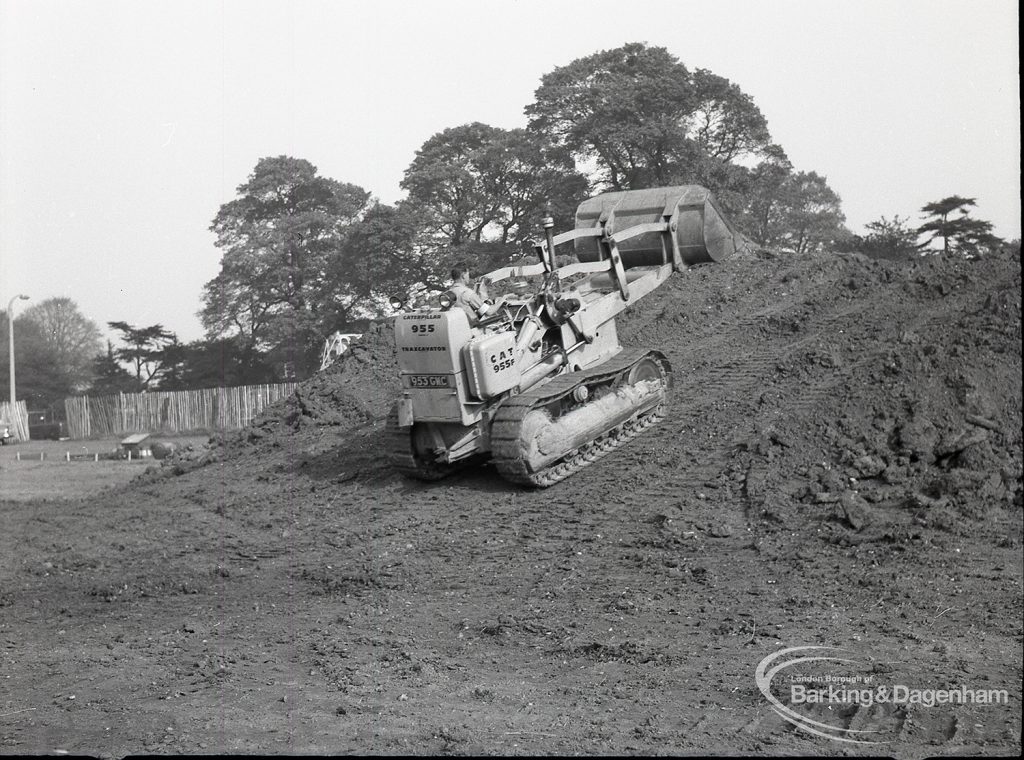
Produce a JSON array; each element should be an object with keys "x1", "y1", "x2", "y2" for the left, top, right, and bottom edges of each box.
[{"x1": 408, "y1": 374, "x2": 452, "y2": 389}]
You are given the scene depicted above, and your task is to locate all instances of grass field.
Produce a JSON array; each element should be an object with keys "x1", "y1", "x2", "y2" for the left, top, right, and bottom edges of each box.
[{"x1": 0, "y1": 435, "x2": 209, "y2": 501}]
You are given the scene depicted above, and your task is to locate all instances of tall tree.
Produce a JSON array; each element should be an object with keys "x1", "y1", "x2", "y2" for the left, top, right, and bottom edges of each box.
[
  {"x1": 202, "y1": 156, "x2": 372, "y2": 374},
  {"x1": 158, "y1": 337, "x2": 277, "y2": 390},
  {"x1": 689, "y1": 68, "x2": 774, "y2": 164},
  {"x1": 918, "y1": 196, "x2": 1002, "y2": 256},
  {"x1": 20, "y1": 297, "x2": 102, "y2": 392},
  {"x1": 396, "y1": 124, "x2": 589, "y2": 295},
  {"x1": 320, "y1": 201, "x2": 427, "y2": 323},
  {"x1": 918, "y1": 196, "x2": 974, "y2": 255},
  {"x1": 743, "y1": 167, "x2": 848, "y2": 253},
  {"x1": 779, "y1": 171, "x2": 849, "y2": 254},
  {"x1": 474, "y1": 128, "x2": 590, "y2": 244},
  {"x1": 88, "y1": 341, "x2": 141, "y2": 395},
  {"x1": 527, "y1": 43, "x2": 695, "y2": 190},
  {"x1": 739, "y1": 155, "x2": 793, "y2": 243},
  {"x1": 0, "y1": 311, "x2": 73, "y2": 410},
  {"x1": 401, "y1": 123, "x2": 588, "y2": 251},
  {"x1": 401, "y1": 122, "x2": 503, "y2": 248},
  {"x1": 107, "y1": 321, "x2": 178, "y2": 389},
  {"x1": 525, "y1": 43, "x2": 774, "y2": 192}
]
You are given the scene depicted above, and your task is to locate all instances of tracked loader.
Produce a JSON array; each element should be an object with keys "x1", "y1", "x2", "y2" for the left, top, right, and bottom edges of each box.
[{"x1": 387, "y1": 185, "x2": 743, "y2": 487}]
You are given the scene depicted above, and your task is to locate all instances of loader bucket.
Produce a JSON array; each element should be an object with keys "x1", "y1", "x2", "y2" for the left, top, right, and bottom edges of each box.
[{"x1": 573, "y1": 185, "x2": 743, "y2": 268}]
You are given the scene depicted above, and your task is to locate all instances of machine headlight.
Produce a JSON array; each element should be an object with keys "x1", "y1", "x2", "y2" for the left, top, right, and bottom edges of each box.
[
  {"x1": 438, "y1": 293, "x2": 454, "y2": 310},
  {"x1": 388, "y1": 295, "x2": 405, "y2": 310}
]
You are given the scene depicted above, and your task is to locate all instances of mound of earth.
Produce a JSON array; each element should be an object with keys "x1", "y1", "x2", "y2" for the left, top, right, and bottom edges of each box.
[
  {"x1": 206, "y1": 246, "x2": 1023, "y2": 524},
  {"x1": 1, "y1": 247, "x2": 1019, "y2": 757},
  {"x1": 260, "y1": 321, "x2": 400, "y2": 433}
]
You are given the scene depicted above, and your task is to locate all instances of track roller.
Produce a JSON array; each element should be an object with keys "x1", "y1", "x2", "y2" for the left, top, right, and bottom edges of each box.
[{"x1": 490, "y1": 349, "x2": 671, "y2": 487}]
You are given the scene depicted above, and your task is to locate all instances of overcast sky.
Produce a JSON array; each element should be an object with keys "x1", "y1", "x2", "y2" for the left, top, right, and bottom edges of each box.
[{"x1": 1, "y1": 0, "x2": 1019, "y2": 342}]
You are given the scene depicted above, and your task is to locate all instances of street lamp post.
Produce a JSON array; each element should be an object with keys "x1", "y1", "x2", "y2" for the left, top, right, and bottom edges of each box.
[{"x1": 8, "y1": 294, "x2": 30, "y2": 411}]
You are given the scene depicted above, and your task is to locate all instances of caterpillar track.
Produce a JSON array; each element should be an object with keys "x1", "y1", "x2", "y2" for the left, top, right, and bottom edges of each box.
[
  {"x1": 385, "y1": 407, "x2": 449, "y2": 481},
  {"x1": 385, "y1": 407, "x2": 486, "y2": 482},
  {"x1": 490, "y1": 348, "x2": 671, "y2": 487}
]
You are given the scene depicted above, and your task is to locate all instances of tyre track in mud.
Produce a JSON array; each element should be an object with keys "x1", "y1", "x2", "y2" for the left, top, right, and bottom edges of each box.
[
  {"x1": 2, "y1": 250, "x2": 1019, "y2": 756},
  {"x1": 460, "y1": 272, "x2": 1019, "y2": 754},
  {"x1": 309, "y1": 252, "x2": 1014, "y2": 753},
  {"x1": 254, "y1": 248, "x2": 1020, "y2": 751},
  {"x1": 311, "y1": 299, "x2": 790, "y2": 748},
  {"x1": 584, "y1": 299, "x2": 881, "y2": 508}
]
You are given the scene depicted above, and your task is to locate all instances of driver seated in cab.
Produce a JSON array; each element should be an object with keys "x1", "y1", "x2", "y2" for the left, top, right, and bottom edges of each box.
[{"x1": 446, "y1": 263, "x2": 508, "y2": 325}]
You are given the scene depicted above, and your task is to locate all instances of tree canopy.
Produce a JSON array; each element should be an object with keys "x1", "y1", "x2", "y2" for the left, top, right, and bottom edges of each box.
[
  {"x1": 918, "y1": 196, "x2": 1003, "y2": 257},
  {"x1": 20, "y1": 297, "x2": 102, "y2": 392},
  {"x1": 1, "y1": 311, "x2": 74, "y2": 411},
  {"x1": 856, "y1": 215, "x2": 923, "y2": 260},
  {"x1": 402, "y1": 123, "x2": 587, "y2": 250},
  {"x1": 525, "y1": 43, "x2": 776, "y2": 192},
  {"x1": 740, "y1": 158, "x2": 848, "y2": 253},
  {"x1": 399, "y1": 123, "x2": 589, "y2": 279},
  {"x1": 2, "y1": 297, "x2": 101, "y2": 411},
  {"x1": 201, "y1": 156, "x2": 373, "y2": 376},
  {"x1": 88, "y1": 341, "x2": 142, "y2": 396},
  {"x1": 159, "y1": 337, "x2": 277, "y2": 390},
  {"x1": 107, "y1": 321, "x2": 179, "y2": 390},
  {"x1": 14, "y1": 44, "x2": 1013, "y2": 399},
  {"x1": 524, "y1": 42, "x2": 846, "y2": 249},
  {"x1": 192, "y1": 44, "x2": 1023, "y2": 383}
]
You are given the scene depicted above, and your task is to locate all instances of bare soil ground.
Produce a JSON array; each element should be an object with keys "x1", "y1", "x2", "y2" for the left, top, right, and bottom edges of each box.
[{"x1": 1, "y1": 249, "x2": 1020, "y2": 758}]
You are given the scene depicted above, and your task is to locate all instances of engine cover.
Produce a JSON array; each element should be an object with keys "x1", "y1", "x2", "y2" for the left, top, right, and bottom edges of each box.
[
  {"x1": 394, "y1": 310, "x2": 473, "y2": 374},
  {"x1": 464, "y1": 330, "x2": 520, "y2": 399}
]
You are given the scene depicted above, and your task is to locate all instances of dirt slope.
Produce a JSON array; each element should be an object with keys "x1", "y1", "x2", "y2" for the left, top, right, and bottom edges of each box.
[{"x1": 1, "y1": 248, "x2": 1020, "y2": 758}]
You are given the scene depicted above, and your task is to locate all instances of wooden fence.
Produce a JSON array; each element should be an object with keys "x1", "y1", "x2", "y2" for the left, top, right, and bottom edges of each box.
[
  {"x1": 0, "y1": 400, "x2": 30, "y2": 441},
  {"x1": 63, "y1": 383, "x2": 297, "y2": 439}
]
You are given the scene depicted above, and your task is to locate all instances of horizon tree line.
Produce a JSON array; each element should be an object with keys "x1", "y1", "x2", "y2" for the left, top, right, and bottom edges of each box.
[{"x1": 3, "y1": 43, "x2": 1013, "y2": 413}]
